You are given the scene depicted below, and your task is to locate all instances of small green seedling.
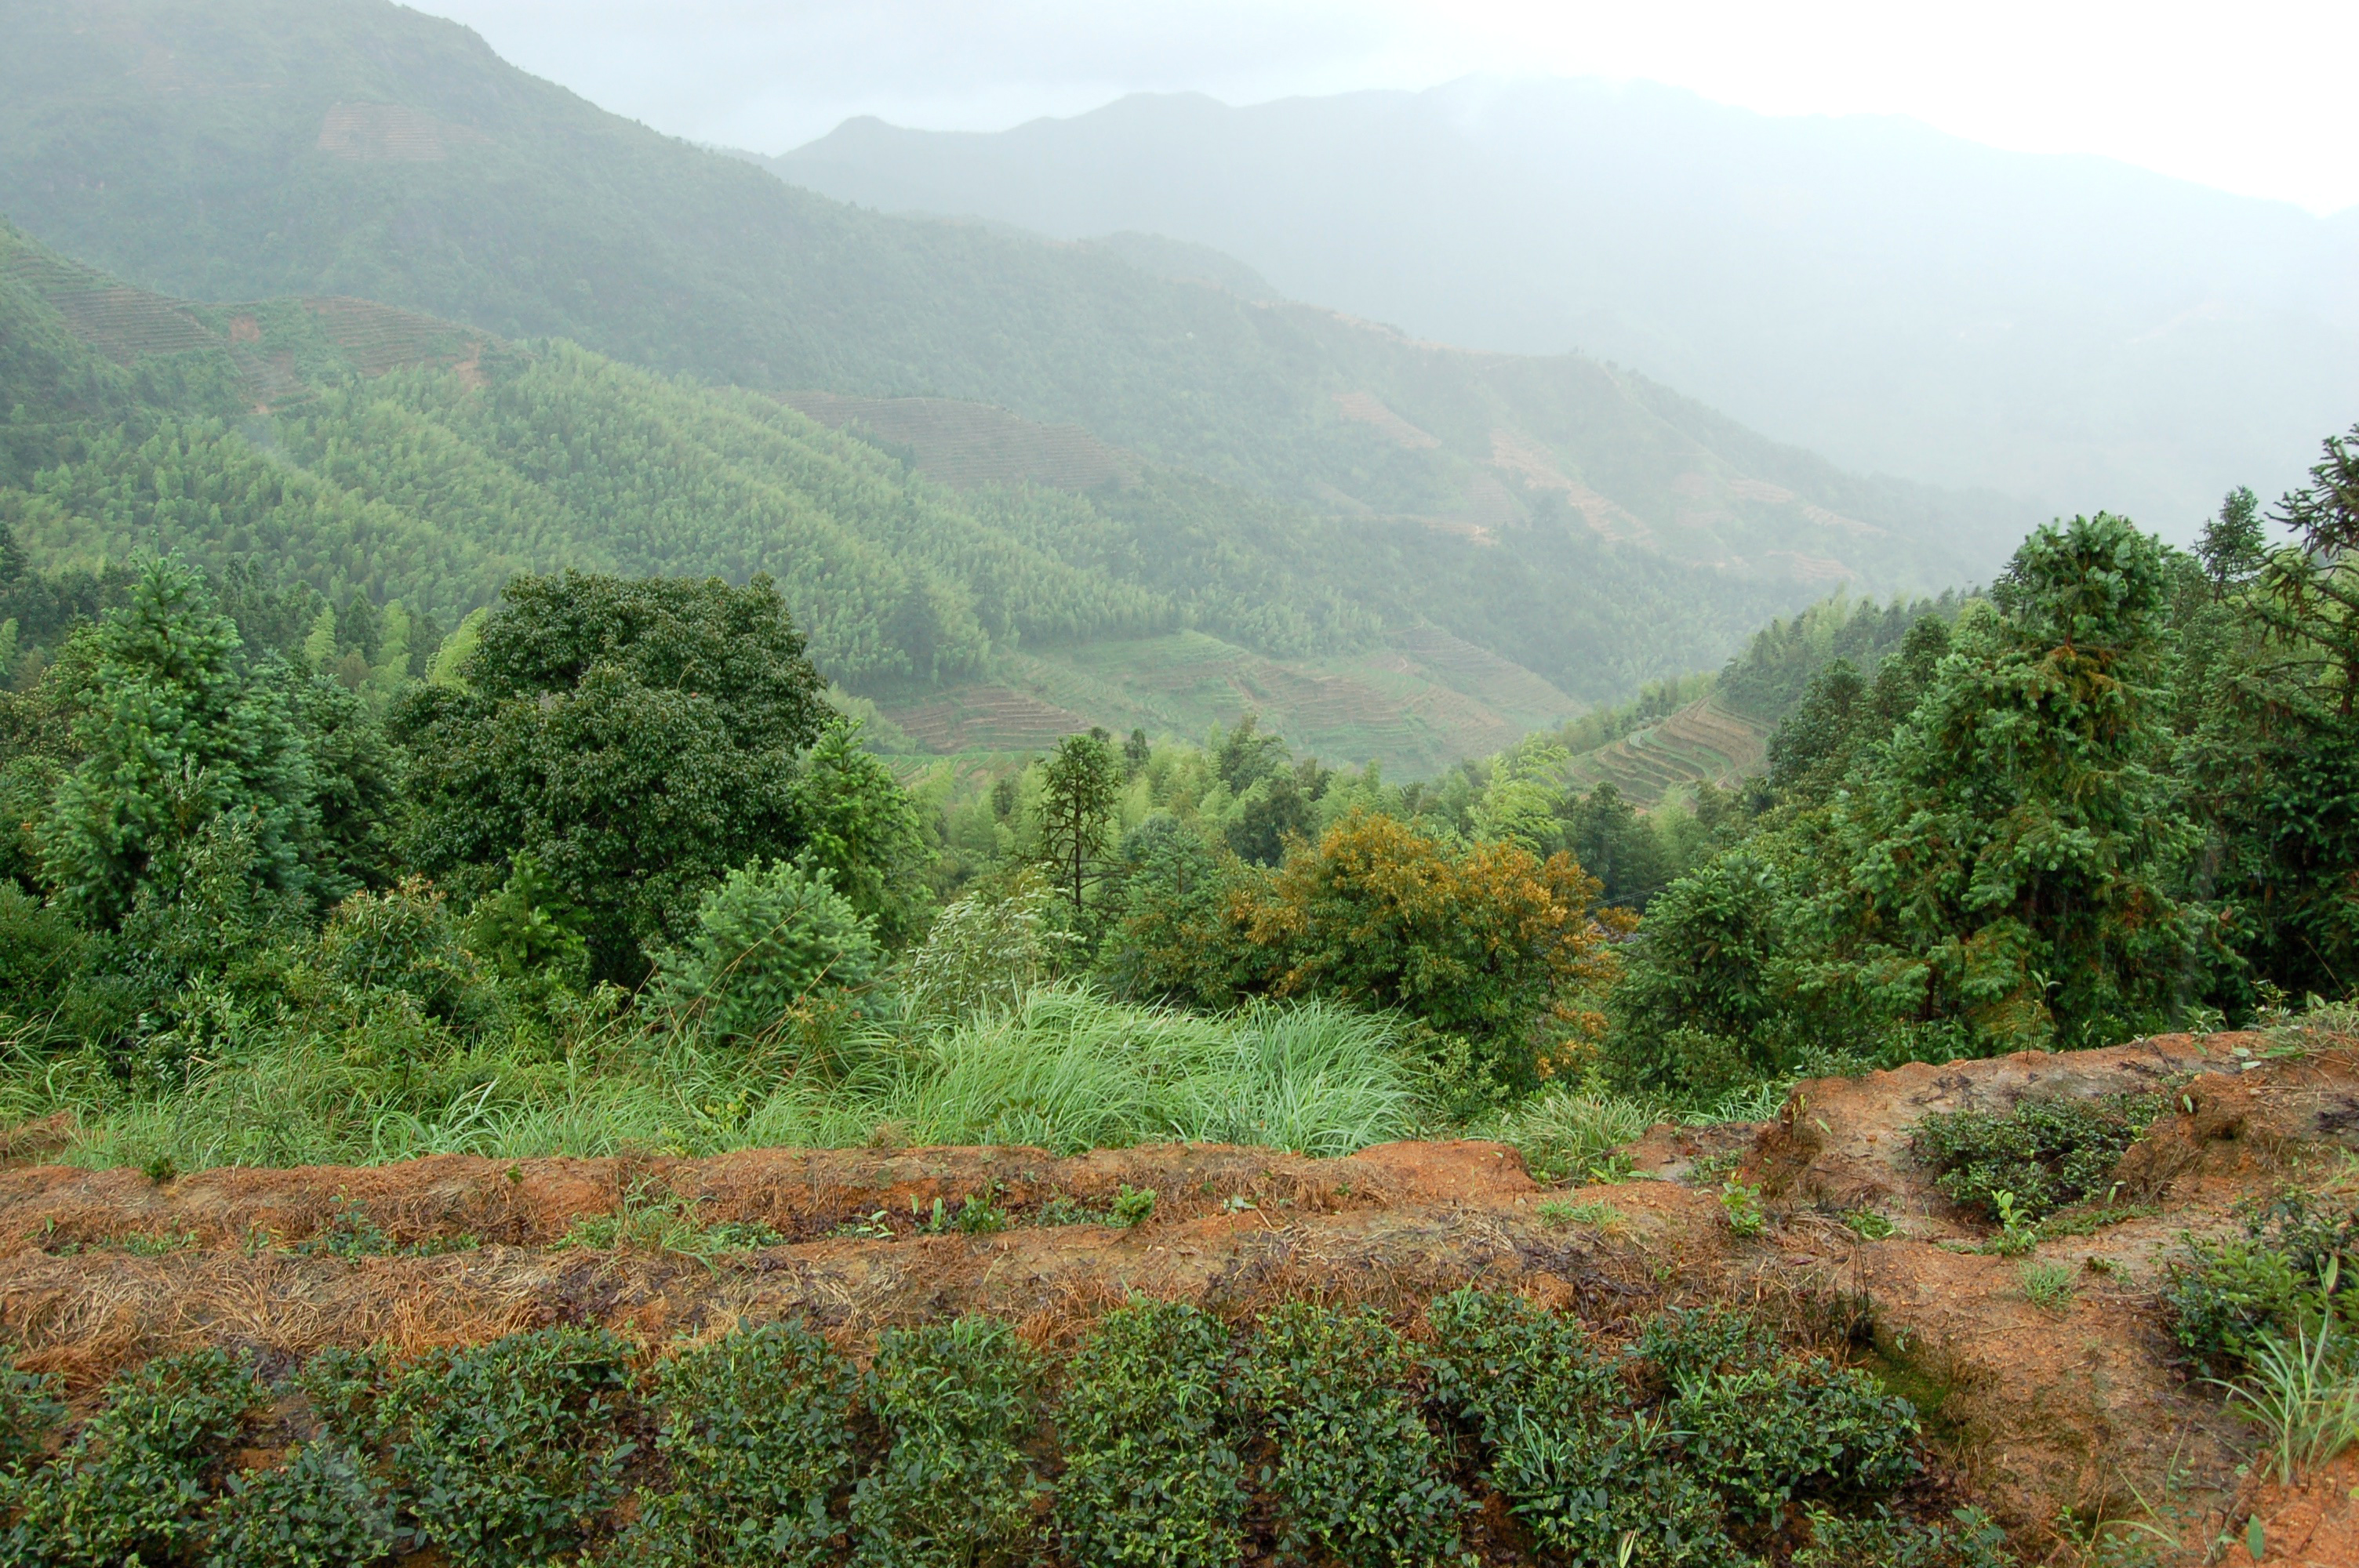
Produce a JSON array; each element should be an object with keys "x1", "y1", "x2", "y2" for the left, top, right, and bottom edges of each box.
[
  {"x1": 1719, "y1": 1180, "x2": 1766, "y2": 1238},
  {"x1": 1984, "y1": 1189, "x2": 2037, "y2": 1256},
  {"x1": 1841, "y1": 1208, "x2": 1896, "y2": 1240},
  {"x1": 1109, "y1": 1185, "x2": 1156, "y2": 1228}
]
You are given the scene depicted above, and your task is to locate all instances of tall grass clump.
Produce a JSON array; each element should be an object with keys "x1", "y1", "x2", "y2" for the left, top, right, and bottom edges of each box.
[
  {"x1": 744, "y1": 985, "x2": 1420, "y2": 1158},
  {"x1": 2, "y1": 982, "x2": 1422, "y2": 1172}
]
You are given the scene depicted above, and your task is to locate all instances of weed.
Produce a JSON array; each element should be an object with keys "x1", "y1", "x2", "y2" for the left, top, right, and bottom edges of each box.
[
  {"x1": 831, "y1": 1209, "x2": 895, "y2": 1238},
  {"x1": 1979, "y1": 1190, "x2": 2037, "y2": 1256},
  {"x1": 383, "y1": 1326, "x2": 638, "y2": 1568},
  {"x1": 2020, "y1": 1261, "x2": 2076, "y2": 1312},
  {"x1": 302, "y1": 1195, "x2": 395, "y2": 1258},
  {"x1": 852, "y1": 1316, "x2": 1045, "y2": 1567},
  {"x1": 1842, "y1": 1208, "x2": 1896, "y2": 1240},
  {"x1": 1056, "y1": 1300, "x2": 1246, "y2": 1567},
  {"x1": 117, "y1": 1229, "x2": 197, "y2": 1256},
  {"x1": 554, "y1": 1181, "x2": 780, "y2": 1259},
  {"x1": 1536, "y1": 1198, "x2": 1626, "y2": 1231},
  {"x1": 0, "y1": 1348, "x2": 266, "y2": 1568},
  {"x1": 1110, "y1": 1183, "x2": 1157, "y2": 1227},
  {"x1": 1719, "y1": 1179, "x2": 1766, "y2": 1238},
  {"x1": 918, "y1": 1187, "x2": 1009, "y2": 1235},
  {"x1": 2213, "y1": 1318, "x2": 2359, "y2": 1486},
  {"x1": 1493, "y1": 1407, "x2": 1730, "y2": 1567},
  {"x1": 1494, "y1": 1081, "x2": 1656, "y2": 1184},
  {"x1": 202, "y1": 1441, "x2": 398, "y2": 1568},
  {"x1": 1913, "y1": 1093, "x2": 2165, "y2": 1225},
  {"x1": 1687, "y1": 1149, "x2": 1743, "y2": 1188},
  {"x1": 1239, "y1": 1301, "x2": 1472, "y2": 1567},
  {"x1": 616, "y1": 1320, "x2": 858, "y2": 1568},
  {"x1": 1032, "y1": 1196, "x2": 1097, "y2": 1225}
]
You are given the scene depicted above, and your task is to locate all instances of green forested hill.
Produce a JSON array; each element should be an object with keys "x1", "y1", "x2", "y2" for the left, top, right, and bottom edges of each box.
[
  {"x1": 0, "y1": 0, "x2": 2023, "y2": 601},
  {"x1": 0, "y1": 221, "x2": 1805, "y2": 768}
]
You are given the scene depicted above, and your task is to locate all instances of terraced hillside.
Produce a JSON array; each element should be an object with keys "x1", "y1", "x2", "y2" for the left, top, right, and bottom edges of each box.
[
  {"x1": 879, "y1": 627, "x2": 1586, "y2": 771},
  {"x1": 1564, "y1": 695, "x2": 1770, "y2": 804}
]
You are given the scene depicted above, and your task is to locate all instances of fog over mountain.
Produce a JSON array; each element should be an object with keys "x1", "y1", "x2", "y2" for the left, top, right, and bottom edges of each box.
[{"x1": 773, "y1": 78, "x2": 2359, "y2": 536}]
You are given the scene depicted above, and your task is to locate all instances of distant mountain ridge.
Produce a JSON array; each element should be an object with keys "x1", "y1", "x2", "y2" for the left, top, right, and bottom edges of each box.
[
  {"x1": 774, "y1": 80, "x2": 2359, "y2": 535},
  {"x1": 0, "y1": 1, "x2": 2026, "y2": 597}
]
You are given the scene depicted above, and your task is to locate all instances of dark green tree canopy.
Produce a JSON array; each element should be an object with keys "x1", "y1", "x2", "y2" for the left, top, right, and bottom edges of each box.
[{"x1": 392, "y1": 572, "x2": 831, "y2": 979}]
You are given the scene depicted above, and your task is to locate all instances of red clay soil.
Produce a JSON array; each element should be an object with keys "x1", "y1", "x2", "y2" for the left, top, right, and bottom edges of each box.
[{"x1": 5, "y1": 1026, "x2": 2357, "y2": 1563}]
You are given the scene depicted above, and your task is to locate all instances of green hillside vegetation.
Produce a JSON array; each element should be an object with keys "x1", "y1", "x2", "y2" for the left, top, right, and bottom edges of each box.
[
  {"x1": 0, "y1": 218, "x2": 1816, "y2": 770},
  {"x1": 0, "y1": 0, "x2": 2025, "y2": 610}
]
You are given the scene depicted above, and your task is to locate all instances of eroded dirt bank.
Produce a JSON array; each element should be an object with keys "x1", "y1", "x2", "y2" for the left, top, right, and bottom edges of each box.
[{"x1": 5, "y1": 1027, "x2": 2356, "y2": 1563}]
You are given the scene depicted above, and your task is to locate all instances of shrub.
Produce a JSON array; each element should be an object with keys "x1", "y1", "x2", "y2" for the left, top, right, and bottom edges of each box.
[
  {"x1": 2168, "y1": 1190, "x2": 2359, "y2": 1369},
  {"x1": 615, "y1": 1321, "x2": 858, "y2": 1568},
  {"x1": 383, "y1": 1326, "x2": 638, "y2": 1568},
  {"x1": 1056, "y1": 1301, "x2": 1247, "y2": 1568},
  {"x1": 851, "y1": 1316, "x2": 1044, "y2": 1567},
  {"x1": 897, "y1": 875, "x2": 1078, "y2": 1020},
  {"x1": 1634, "y1": 1308, "x2": 1783, "y2": 1393},
  {"x1": 0, "y1": 1348, "x2": 265, "y2": 1568},
  {"x1": 653, "y1": 859, "x2": 879, "y2": 1041},
  {"x1": 1912, "y1": 1092, "x2": 2163, "y2": 1223},
  {"x1": 202, "y1": 1441, "x2": 398, "y2": 1568},
  {"x1": 1236, "y1": 1301, "x2": 1471, "y2": 1568},
  {"x1": 318, "y1": 877, "x2": 493, "y2": 1025},
  {"x1": 0, "y1": 883, "x2": 86, "y2": 1019}
]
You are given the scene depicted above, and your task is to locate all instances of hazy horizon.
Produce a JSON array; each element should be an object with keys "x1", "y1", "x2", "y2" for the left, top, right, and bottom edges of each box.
[{"x1": 416, "y1": 1, "x2": 2359, "y2": 216}]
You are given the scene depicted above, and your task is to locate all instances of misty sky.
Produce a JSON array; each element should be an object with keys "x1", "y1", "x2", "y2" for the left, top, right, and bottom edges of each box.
[{"x1": 413, "y1": 0, "x2": 2358, "y2": 215}]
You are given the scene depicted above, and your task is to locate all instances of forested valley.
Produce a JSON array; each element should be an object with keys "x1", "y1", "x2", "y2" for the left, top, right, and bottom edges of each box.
[{"x1": 2, "y1": 3, "x2": 2357, "y2": 1565}]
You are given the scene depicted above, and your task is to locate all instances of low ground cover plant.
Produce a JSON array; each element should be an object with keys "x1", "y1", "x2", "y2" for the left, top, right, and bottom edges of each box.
[
  {"x1": 2167, "y1": 1189, "x2": 2359, "y2": 1369},
  {"x1": 1912, "y1": 1091, "x2": 2165, "y2": 1224}
]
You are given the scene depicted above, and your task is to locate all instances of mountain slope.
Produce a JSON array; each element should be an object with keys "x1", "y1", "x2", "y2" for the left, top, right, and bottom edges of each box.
[
  {"x1": 0, "y1": 0, "x2": 2023, "y2": 598},
  {"x1": 5, "y1": 220, "x2": 1822, "y2": 770},
  {"x1": 774, "y1": 80, "x2": 2359, "y2": 535}
]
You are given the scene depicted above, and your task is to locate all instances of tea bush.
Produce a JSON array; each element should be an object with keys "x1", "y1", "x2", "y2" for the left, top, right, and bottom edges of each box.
[
  {"x1": 1794, "y1": 1505, "x2": 2018, "y2": 1568},
  {"x1": 202, "y1": 1440, "x2": 398, "y2": 1568},
  {"x1": 851, "y1": 1316, "x2": 1045, "y2": 1568},
  {"x1": 1237, "y1": 1301, "x2": 1471, "y2": 1568},
  {"x1": 0, "y1": 1348, "x2": 266, "y2": 1568},
  {"x1": 1056, "y1": 1300, "x2": 1247, "y2": 1568},
  {"x1": 0, "y1": 1363, "x2": 63, "y2": 1475},
  {"x1": 1912, "y1": 1093, "x2": 2163, "y2": 1223},
  {"x1": 615, "y1": 1320, "x2": 859, "y2": 1568},
  {"x1": 1485, "y1": 1408, "x2": 1732, "y2": 1568},
  {"x1": 2167, "y1": 1189, "x2": 2359, "y2": 1369},
  {"x1": 1672, "y1": 1359, "x2": 1921, "y2": 1521},
  {"x1": 1426, "y1": 1287, "x2": 1616, "y2": 1433},
  {"x1": 383, "y1": 1326, "x2": 638, "y2": 1568},
  {"x1": 295, "y1": 1345, "x2": 398, "y2": 1450}
]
